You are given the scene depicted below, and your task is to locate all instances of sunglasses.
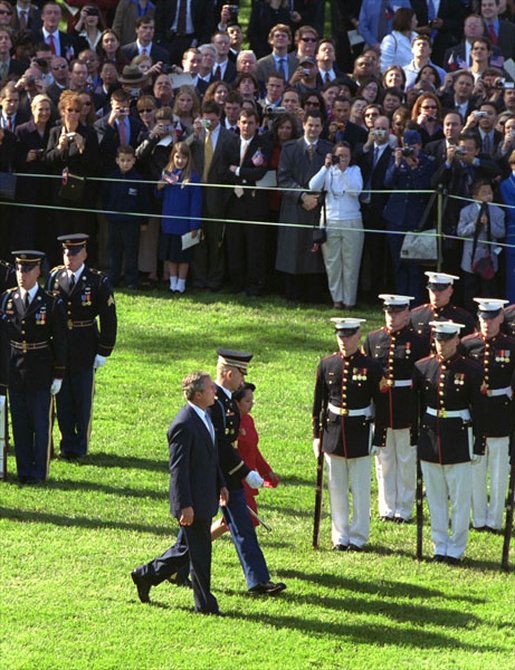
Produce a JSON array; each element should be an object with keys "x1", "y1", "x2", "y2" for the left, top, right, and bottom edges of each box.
[
  {"x1": 301, "y1": 37, "x2": 317, "y2": 43},
  {"x1": 138, "y1": 108, "x2": 154, "y2": 113},
  {"x1": 65, "y1": 108, "x2": 81, "y2": 113},
  {"x1": 421, "y1": 105, "x2": 437, "y2": 110},
  {"x1": 52, "y1": 64, "x2": 68, "y2": 70},
  {"x1": 0, "y1": 9, "x2": 12, "y2": 15}
]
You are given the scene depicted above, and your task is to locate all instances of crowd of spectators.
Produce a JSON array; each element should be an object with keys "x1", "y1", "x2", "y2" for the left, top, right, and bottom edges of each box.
[{"x1": 0, "y1": 0, "x2": 514, "y2": 306}]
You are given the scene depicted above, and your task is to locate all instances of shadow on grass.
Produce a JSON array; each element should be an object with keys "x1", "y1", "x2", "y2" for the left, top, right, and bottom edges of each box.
[
  {"x1": 79, "y1": 452, "x2": 167, "y2": 472},
  {"x1": 46, "y1": 478, "x2": 166, "y2": 501},
  {"x1": 0, "y1": 506, "x2": 174, "y2": 537},
  {"x1": 275, "y1": 568, "x2": 485, "y2": 604},
  {"x1": 236, "y1": 610, "x2": 499, "y2": 653}
]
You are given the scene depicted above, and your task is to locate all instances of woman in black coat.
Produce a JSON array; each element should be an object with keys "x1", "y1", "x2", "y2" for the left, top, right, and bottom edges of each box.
[
  {"x1": 15, "y1": 94, "x2": 54, "y2": 256},
  {"x1": 45, "y1": 90, "x2": 101, "y2": 262}
]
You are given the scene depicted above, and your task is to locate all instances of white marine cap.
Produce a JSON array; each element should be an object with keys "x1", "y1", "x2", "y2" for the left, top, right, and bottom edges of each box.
[
  {"x1": 424, "y1": 271, "x2": 460, "y2": 285},
  {"x1": 378, "y1": 294, "x2": 414, "y2": 308},
  {"x1": 429, "y1": 320, "x2": 466, "y2": 337},
  {"x1": 330, "y1": 317, "x2": 366, "y2": 334},
  {"x1": 473, "y1": 298, "x2": 509, "y2": 318}
]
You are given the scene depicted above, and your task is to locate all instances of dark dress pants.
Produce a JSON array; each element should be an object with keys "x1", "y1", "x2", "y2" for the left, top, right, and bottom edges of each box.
[
  {"x1": 10, "y1": 387, "x2": 52, "y2": 482},
  {"x1": 140, "y1": 519, "x2": 219, "y2": 614},
  {"x1": 56, "y1": 367, "x2": 94, "y2": 458}
]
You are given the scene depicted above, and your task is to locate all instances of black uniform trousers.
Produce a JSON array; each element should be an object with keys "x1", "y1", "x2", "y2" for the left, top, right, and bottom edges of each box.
[
  {"x1": 138, "y1": 520, "x2": 219, "y2": 614},
  {"x1": 57, "y1": 367, "x2": 94, "y2": 458},
  {"x1": 10, "y1": 387, "x2": 52, "y2": 482}
]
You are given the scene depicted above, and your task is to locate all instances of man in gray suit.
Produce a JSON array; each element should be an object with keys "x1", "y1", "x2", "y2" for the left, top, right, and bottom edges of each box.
[
  {"x1": 131, "y1": 372, "x2": 228, "y2": 615},
  {"x1": 256, "y1": 23, "x2": 298, "y2": 89},
  {"x1": 187, "y1": 100, "x2": 239, "y2": 291},
  {"x1": 276, "y1": 110, "x2": 333, "y2": 302}
]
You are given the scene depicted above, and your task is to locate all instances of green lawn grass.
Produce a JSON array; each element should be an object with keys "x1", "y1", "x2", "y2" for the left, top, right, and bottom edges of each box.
[{"x1": 1, "y1": 290, "x2": 514, "y2": 670}]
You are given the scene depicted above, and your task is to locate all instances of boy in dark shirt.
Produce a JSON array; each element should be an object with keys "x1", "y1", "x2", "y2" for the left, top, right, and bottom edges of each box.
[{"x1": 104, "y1": 145, "x2": 150, "y2": 289}]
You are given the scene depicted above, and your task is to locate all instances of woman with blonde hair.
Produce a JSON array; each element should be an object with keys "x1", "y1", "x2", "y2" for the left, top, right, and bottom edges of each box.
[{"x1": 172, "y1": 85, "x2": 200, "y2": 138}]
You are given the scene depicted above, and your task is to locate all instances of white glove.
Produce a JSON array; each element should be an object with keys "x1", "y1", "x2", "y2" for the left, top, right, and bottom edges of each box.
[
  {"x1": 313, "y1": 438, "x2": 321, "y2": 458},
  {"x1": 369, "y1": 445, "x2": 380, "y2": 457},
  {"x1": 50, "y1": 379, "x2": 62, "y2": 396},
  {"x1": 245, "y1": 470, "x2": 264, "y2": 489},
  {"x1": 471, "y1": 454, "x2": 482, "y2": 465},
  {"x1": 93, "y1": 354, "x2": 106, "y2": 370}
]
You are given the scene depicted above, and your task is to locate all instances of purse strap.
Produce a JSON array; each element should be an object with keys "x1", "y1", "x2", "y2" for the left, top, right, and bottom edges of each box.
[{"x1": 471, "y1": 201, "x2": 491, "y2": 263}]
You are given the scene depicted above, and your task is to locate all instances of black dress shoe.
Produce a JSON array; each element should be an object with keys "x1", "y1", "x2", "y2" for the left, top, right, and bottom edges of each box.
[
  {"x1": 432, "y1": 554, "x2": 446, "y2": 563},
  {"x1": 347, "y1": 543, "x2": 363, "y2": 552},
  {"x1": 332, "y1": 543, "x2": 349, "y2": 551},
  {"x1": 394, "y1": 517, "x2": 408, "y2": 524},
  {"x1": 472, "y1": 525, "x2": 488, "y2": 532},
  {"x1": 380, "y1": 516, "x2": 394, "y2": 522},
  {"x1": 131, "y1": 570, "x2": 151, "y2": 603},
  {"x1": 249, "y1": 581, "x2": 286, "y2": 596},
  {"x1": 445, "y1": 556, "x2": 461, "y2": 566},
  {"x1": 485, "y1": 526, "x2": 502, "y2": 535}
]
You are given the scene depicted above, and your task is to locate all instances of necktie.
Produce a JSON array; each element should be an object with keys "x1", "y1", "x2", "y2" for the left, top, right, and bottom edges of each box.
[
  {"x1": 373, "y1": 146, "x2": 380, "y2": 168},
  {"x1": 48, "y1": 33, "x2": 56, "y2": 55},
  {"x1": 204, "y1": 411, "x2": 215, "y2": 442},
  {"x1": 203, "y1": 131, "x2": 213, "y2": 181},
  {"x1": 483, "y1": 133, "x2": 492, "y2": 155},
  {"x1": 487, "y1": 23, "x2": 497, "y2": 45},
  {"x1": 69, "y1": 273, "x2": 75, "y2": 291},
  {"x1": 141, "y1": 46, "x2": 148, "y2": 56},
  {"x1": 240, "y1": 138, "x2": 249, "y2": 164},
  {"x1": 0, "y1": 62, "x2": 7, "y2": 82},
  {"x1": 324, "y1": 72, "x2": 331, "y2": 84},
  {"x1": 118, "y1": 120, "x2": 127, "y2": 145},
  {"x1": 7, "y1": 115, "x2": 12, "y2": 131},
  {"x1": 277, "y1": 57, "x2": 286, "y2": 78},
  {"x1": 177, "y1": 0, "x2": 187, "y2": 36},
  {"x1": 214, "y1": 65, "x2": 222, "y2": 81},
  {"x1": 19, "y1": 9, "x2": 28, "y2": 31},
  {"x1": 24, "y1": 292, "x2": 30, "y2": 309},
  {"x1": 308, "y1": 143, "x2": 314, "y2": 161}
]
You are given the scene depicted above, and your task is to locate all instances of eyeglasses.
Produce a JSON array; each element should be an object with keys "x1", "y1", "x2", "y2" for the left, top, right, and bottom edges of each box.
[
  {"x1": 305, "y1": 101, "x2": 320, "y2": 107},
  {"x1": 52, "y1": 64, "x2": 68, "y2": 70},
  {"x1": 301, "y1": 37, "x2": 317, "y2": 43},
  {"x1": 65, "y1": 108, "x2": 80, "y2": 113},
  {"x1": 138, "y1": 108, "x2": 154, "y2": 113},
  {"x1": 0, "y1": 9, "x2": 12, "y2": 15},
  {"x1": 421, "y1": 105, "x2": 437, "y2": 110}
]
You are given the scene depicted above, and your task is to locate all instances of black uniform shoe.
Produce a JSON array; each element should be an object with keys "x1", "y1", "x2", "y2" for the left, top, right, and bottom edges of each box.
[
  {"x1": 380, "y1": 516, "x2": 394, "y2": 522},
  {"x1": 472, "y1": 525, "x2": 488, "y2": 532},
  {"x1": 432, "y1": 554, "x2": 446, "y2": 563},
  {"x1": 347, "y1": 543, "x2": 363, "y2": 552},
  {"x1": 131, "y1": 570, "x2": 151, "y2": 603},
  {"x1": 249, "y1": 581, "x2": 287, "y2": 596},
  {"x1": 332, "y1": 544, "x2": 349, "y2": 551},
  {"x1": 445, "y1": 556, "x2": 461, "y2": 566}
]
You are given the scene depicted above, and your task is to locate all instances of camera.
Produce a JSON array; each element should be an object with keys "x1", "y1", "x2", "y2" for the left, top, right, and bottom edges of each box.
[
  {"x1": 474, "y1": 111, "x2": 488, "y2": 118},
  {"x1": 119, "y1": 107, "x2": 129, "y2": 115},
  {"x1": 455, "y1": 147, "x2": 466, "y2": 156},
  {"x1": 331, "y1": 155, "x2": 341, "y2": 165},
  {"x1": 34, "y1": 57, "x2": 49, "y2": 68},
  {"x1": 227, "y1": 4, "x2": 239, "y2": 22},
  {"x1": 373, "y1": 129, "x2": 387, "y2": 140},
  {"x1": 66, "y1": 133, "x2": 76, "y2": 142},
  {"x1": 401, "y1": 147, "x2": 414, "y2": 157},
  {"x1": 264, "y1": 105, "x2": 286, "y2": 117},
  {"x1": 84, "y1": 6, "x2": 99, "y2": 16},
  {"x1": 200, "y1": 118, "x2": 212, "y2": 130}
]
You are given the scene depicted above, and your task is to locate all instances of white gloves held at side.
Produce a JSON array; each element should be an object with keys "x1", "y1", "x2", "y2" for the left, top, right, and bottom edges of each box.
[{"x1": 245, "y1": 470, "x2": 264, "y2": 489}]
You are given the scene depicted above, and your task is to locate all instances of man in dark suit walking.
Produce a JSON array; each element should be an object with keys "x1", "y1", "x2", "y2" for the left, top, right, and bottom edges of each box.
[{"x1": 131, "y1": 372, "x2": 228, "y2": 615}]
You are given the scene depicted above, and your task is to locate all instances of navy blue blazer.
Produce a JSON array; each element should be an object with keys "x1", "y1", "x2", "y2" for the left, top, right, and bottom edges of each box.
[{"x1": 168, "y1": 404, "x2": 225, "y2": 520}]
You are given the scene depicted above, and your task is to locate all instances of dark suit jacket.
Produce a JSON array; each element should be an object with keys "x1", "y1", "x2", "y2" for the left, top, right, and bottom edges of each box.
[
  {"x1": 335, "y1": 121, "x2": 368, "y2": 149},
  {"x1": 213, "y1": 59, "x2": 236, "y2": 84},
  {"x1": 7, "y1": 59, "x2": 28, "y2": 79},
  {"x1": 15, "y1": 119, "x2": 52, "y2": 202},
  {"x1": 120, "y1": 41, "x2": 170, "y2": 65},
  {"x1": 354, "y1": 143, "x2": 393, "y2": 214},
  {"x1": 410, "y1": 0, "x2": 466, "y2": 66},
  {"x1": 12, "y1": 5, "x2": 42, "y2": 34},
  {"x1": 167, "y1": 403, "x2": 224, "y2": 520},
  {"x1": 94, "y1": 114, "x2": 143, "y2": 172},
  {"x1": 45, "y1": 82, "x2": 66, "y2": 106},
  {"x1": 34, "y1": 30, "x2": 83, "y2": 59},
  {"x1": 155, "y1": 0, "x2": 210, "y2": 46},
  {"x1": 443, "y1": 41, "x2": 503, "y2": 70},
  {"x1": 187, "y1": 125, "x2": 240, "y2": 218},
  {"x1": 424, "y1": 138, "x2": 448, "y2": 165},
  {"x1": 496, "y1": 19, "x2": 515, "y2": 61},
  {"x1": 227, "y1": 132, "x2": 272, "y2": 218},
  {"x1": 45, "y1": 122, "x2": 101, "y2": 195},
  {"x1": 316, "y1": 66, "x2": 354, "y2": 92}
]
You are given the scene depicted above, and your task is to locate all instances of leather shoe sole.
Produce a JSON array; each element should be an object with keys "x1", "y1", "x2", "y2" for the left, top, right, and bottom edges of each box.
[{"x1": 131, "y1": 570, "x2": 151, "y2": 603}]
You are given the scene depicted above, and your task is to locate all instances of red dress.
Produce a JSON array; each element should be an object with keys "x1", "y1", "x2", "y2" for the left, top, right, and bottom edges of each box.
[{"x1": 238, "y1": 413, "x2": 274, "y2": 526}]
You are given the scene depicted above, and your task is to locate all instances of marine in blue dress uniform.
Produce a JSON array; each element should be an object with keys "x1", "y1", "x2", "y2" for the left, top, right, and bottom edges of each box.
[
  {"x1": 461, "y1": 298, "x2": 515, "y2": 532},
  {"x1": 1, "y1": 251, "x2": 67, "y2": 483},
  {"x1": 412, "y1": 321, "x2": 486, "y2": 564},
  {"x1": 363, "y1": 295, "x2": 426, "y2": 522},
  {"x1": 410, "y1": 272, "x2": 476, "y2": 355},
  {"x1": 46, "y1": 234, "x2": 117, "y2": 460},
  {"x1": 312, "y1": 318, "x2": 385, "y2": 550}
]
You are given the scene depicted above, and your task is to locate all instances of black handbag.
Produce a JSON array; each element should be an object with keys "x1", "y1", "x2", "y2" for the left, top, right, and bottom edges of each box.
[
  {"x1": 471, "y1": 202, "x2": 495, "y2": 280},
  {"x1": 58, "y1": 169, "x2": 85, "y2": 203},
  {"x1": 312, "y1": 191, "x2": 327, "y2": 247}
]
